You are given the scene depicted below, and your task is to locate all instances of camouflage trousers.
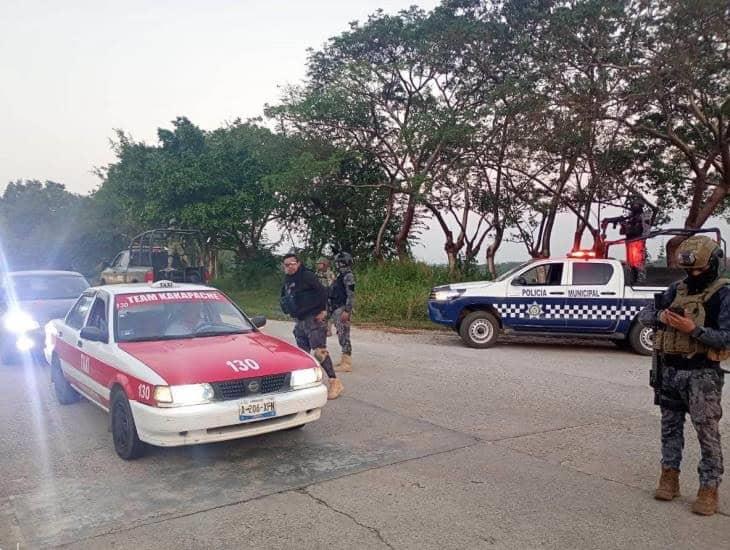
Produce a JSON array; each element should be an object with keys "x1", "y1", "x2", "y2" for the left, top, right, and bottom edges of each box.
[
  {"x1": 660, "y1": 366, "x2": 724, "y2": 487},
  {"x1": 332, "y1": 307, "x2": 352, "y2": 355},
  {"x1": 293, "y1": 315, "x2": 336, "y2": 379}
]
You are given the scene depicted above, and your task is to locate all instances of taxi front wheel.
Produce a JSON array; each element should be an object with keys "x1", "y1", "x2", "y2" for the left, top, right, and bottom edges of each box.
[
  {"x1": 111, "y1": 391, "x2": 146, "y2": 460},
  {"x1": 51, "y1": 357, "x2": 80, "y2": 405},
  {"x1": 459, "y1": 311, "x2": 499, "y2": 349}
]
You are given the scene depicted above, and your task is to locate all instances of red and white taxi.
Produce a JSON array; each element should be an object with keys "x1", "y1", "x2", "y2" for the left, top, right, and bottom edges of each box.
[{"x1": 44, "y1": 281, "x2": 327, "y2": 459}]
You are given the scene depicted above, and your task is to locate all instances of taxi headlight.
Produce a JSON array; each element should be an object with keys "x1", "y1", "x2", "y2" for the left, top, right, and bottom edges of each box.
[
  {"x1": 432, "y1": 289, "x2": 464, "y2": 302},
  {"x1": 3, "y1": 310, "x2": 40, "y2": 333},
  {"x1": 290, "y1": 367, "x2": 323, "y2": 389},
  {"x1": 154, "y1": 384, "x2": 214, "y2": 406}
]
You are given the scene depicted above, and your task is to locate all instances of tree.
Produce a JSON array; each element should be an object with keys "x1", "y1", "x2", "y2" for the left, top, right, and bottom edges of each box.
[
  {"x1": 268, "y1": 7, "x2": 477, "y2": 259},
  {"x1": 615, "y1": 0, "x2": 730, "y2": 264},
  {"x1": 0, "y1": 180, "x2": 123, "y2": 275},
  {"x1": 269, "y1": 141, "x2": 406, "y2": 260},
  {"x1": 99, "y1": 117, "x2": 292, "y2": 261}
]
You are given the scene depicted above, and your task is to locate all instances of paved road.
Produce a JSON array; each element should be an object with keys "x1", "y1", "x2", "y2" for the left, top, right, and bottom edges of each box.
[{"x1": 1, "y1": 321, "x2": 728, "y2": 549}]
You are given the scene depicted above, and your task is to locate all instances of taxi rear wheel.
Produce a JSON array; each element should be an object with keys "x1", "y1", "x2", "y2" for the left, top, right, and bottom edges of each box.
[
  {"x1": 459, "y1": 311, "x2": 499, "y2": 349},
  {"x1": 111, "y1": 391, "x2": 146, "y2": 460},
  {"x1": 629, "y1": 322, "x2": 653, "y2": 356},
  {"x1": 51, "y1": 357, "x2": 80, "y2": 405}
]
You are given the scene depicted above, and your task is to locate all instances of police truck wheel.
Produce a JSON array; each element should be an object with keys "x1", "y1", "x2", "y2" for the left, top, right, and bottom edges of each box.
[
  {"x1": 629, "y1": 323, "x2": 653, "y2": 356},
  {"x1": 51, "y1": 356, "x2": 80, "y2": 405},
  {"x1": 459, "y1": 311, "x2": 499, "y2": 348},
  {"x1": 111, "y1": 391, "x2": 146, "y2": 460}
]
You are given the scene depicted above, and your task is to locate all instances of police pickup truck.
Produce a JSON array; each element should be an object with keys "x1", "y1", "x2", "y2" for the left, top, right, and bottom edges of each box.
[{"x1": 428, "y1": 254, "x2": 681, "y2": 355}]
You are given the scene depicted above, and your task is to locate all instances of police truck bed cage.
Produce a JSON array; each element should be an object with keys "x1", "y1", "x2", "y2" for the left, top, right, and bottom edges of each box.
[
  {"x1": 99, "y1": 228, "x2": 208, "y2": 286},
  {"x1": 602, "y1": 227, "x2": 726, "y2": 259}
]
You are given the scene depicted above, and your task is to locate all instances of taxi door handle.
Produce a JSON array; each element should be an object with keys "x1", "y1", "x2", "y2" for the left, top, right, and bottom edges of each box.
[
  {"x1": 77, "y1": 340, "x2": 83, "y2": 348},
  {"x1": 549, "y1": 291, "x2": 564, "y2": 295}
]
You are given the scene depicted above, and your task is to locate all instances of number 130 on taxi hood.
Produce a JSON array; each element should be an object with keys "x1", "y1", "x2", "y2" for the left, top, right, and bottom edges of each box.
[{"x1": 44, "y1": 282, "x2": 328, "y2": 460}]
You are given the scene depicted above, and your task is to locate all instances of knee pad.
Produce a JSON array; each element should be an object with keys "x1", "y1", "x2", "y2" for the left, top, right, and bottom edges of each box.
[{"x1": 313, "y1": 348, "x2": 329, "y2": 363}]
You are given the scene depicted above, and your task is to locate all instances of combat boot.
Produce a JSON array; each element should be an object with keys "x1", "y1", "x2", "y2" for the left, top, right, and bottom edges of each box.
[
  {"x1": 334, "y1": 354, "x2": 352, "y2": 373},
  {"x1": 691, "y1": 486, "x2": 719, "y2": 516},
  {"x1": 327, "y1": 378, "x2": 343, "y2": 400},
  {"x1": 654, "y1": 467, "x2": 680, "y2": 501}
]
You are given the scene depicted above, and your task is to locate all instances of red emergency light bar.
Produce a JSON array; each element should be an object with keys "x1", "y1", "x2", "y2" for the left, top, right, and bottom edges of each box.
[{"x1": 568, "y1": 250, "x2": 597, "y2": 259}]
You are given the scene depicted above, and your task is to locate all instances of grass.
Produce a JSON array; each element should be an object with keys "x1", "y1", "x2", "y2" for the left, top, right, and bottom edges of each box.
[{"x1": 212, "y1": 261, "x2": 489, "y2": 330}]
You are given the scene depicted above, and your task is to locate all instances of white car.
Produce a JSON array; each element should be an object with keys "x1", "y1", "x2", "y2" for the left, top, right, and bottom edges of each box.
[{"x1": 44, "y1": 281, "x2": 327, "y2": 459}]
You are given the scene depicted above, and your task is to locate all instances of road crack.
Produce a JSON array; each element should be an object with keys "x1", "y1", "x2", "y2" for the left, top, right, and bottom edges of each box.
[{"x1": 298, "y1": 487, "x2": 394, "y2": 549}]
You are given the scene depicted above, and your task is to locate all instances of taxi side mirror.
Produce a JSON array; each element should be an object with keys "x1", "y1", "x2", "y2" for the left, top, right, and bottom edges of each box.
[
  {"x1": 251, "y1": 315, "x2": 267, "y2": 328},
  {"x1": 80, "y1": 326, "x2": 108, "y2": 343}
]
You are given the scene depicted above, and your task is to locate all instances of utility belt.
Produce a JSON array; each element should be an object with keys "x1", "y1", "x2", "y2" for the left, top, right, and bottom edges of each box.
[{"x1": 662, "y1": 354, "x2": 720, "y2": 370}]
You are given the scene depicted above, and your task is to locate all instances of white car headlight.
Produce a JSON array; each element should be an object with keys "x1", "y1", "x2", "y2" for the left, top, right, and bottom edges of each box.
[
  {"x1": 3, "y1": 310, "x2": 40, "y2": 333},
  {"x1": 432, "y1": 289, "x2": 464, "y2": 301},
  {"x1": 291, "y1": 367, "x2": 323, "y2": 389},
  {"x1": 154, "y1": 384, "x2": 214, "y2": 407},
  {"x1": 16, "y1": 335, "x2": 35, "y2": 352}
]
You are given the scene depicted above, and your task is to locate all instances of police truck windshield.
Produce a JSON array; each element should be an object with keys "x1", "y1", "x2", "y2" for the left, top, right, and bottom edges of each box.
[
  {"x1": 114, "y1": 291, "x2": 253, "y2": 342},
  {"x1": 494, "y1": 261, "x2": 535, "y2": 282}
]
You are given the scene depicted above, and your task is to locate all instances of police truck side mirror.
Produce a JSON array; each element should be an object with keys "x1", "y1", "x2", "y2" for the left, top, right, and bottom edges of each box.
[{"x1": 512, "y1": 276, "x2": 527, "y2": 286}]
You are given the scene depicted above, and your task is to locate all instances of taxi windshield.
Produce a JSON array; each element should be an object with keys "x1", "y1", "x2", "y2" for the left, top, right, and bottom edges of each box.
[{"x1": 114, "y1": 291, "x2": 253, "y2": 342}]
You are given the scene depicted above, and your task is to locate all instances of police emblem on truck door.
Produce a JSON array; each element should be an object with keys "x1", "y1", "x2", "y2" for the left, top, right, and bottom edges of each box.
[{"x1": 527, "y1": 303, "x2": 543, "y2": 319}]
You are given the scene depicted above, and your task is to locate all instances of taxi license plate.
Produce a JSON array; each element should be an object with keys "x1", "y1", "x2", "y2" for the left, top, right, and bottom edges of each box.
[{"x1": 239, "y1": 398, "x2": 276, "y2": 422}]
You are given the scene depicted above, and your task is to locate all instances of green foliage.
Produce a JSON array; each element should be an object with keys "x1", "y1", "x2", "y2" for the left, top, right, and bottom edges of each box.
[
  {"x1": 216, "y1": 260, "x2": 493, "y2": 329},
  {"x1": 100, "y1": 118, "x2": 293, "y2": 259},
  {"x1": 0, "y1": 180, "x2": 125, "y2": 277}
]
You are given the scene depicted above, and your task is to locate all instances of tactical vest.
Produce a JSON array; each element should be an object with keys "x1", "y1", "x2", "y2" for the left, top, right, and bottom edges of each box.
[
  {"x1": 329, "y1": 274, "x2": 348, "y2": 310},
  {"x1": 654, "y1": 278, "x2": 730, "y2": 361}
]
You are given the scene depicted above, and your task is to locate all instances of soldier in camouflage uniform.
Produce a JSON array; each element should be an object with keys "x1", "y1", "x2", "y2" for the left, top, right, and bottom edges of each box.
[
  {"x1": 330, "y1": 252, "x2": 356, "y2": 373},
  {"x1": 315, "y1": 257, "x2": 336, "y2": 287},
  {"x1": 315, "y1": 257, "x2": 336, "y2": 337},
  {"x1": 639, "y1": 235, "x2": 728, "y2": 516}
]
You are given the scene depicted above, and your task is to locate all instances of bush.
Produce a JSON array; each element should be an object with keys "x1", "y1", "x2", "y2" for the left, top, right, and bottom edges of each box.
[
  {"x1": 213, "y1": 259, "x2": 492, "y2": 329},
  {"x1": 355, "y1": 261, "x2": 488, "y2": 326}
]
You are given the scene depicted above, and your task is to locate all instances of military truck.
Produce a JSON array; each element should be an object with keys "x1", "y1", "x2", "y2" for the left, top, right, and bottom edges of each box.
[{"x1": 100, "y1": 229, "x2": 208, "y2": 285}]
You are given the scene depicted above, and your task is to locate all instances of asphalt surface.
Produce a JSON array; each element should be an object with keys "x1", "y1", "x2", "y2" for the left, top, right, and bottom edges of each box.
[{"x1": 1, "y1": 321, "x2": 729, "y2": 549}]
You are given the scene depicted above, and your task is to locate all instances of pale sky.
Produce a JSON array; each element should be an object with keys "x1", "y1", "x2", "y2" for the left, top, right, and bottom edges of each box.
[{"x1": 1, "y1": 0, "x2": 726, "y2": 264}]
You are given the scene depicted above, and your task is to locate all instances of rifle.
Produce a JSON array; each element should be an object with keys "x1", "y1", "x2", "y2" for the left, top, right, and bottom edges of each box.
[{"x1": 649, "y1": 292, "x2": 664, "y2": 406}]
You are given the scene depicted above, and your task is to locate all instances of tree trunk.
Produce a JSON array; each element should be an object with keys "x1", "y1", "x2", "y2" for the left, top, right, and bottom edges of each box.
[
  {"x1": 485, "y1": 225, "x2": 504, "y2": 279},
  {"x1": 395, "y1": 194, "x2": 417, "y2": 260},
  {"x1": 374, "y1": 189, "x2": 395, "y2": 260},
  {"x1": 538, "y1": 200, "x2": 560, "y2": 259},
  {"x1": 446, "y1": 248, "x2": 458, "y2": 277}
]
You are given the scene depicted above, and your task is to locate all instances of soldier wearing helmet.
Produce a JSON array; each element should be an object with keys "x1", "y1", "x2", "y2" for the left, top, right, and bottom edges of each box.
[
  {"x1": 639, "y1": 235, "x2": 729, "y2": 515},
  {"x1": 330, "y1": 251, "x2": 356, "y2": 373}
]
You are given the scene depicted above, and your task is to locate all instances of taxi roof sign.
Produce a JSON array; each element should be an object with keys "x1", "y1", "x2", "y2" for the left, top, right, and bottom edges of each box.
[{"x1": 151, "y1": 280, "x2": 176, "y2": 288}]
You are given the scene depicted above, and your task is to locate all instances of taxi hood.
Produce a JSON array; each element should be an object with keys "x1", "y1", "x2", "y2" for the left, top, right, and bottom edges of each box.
[{"x1": 117, "y1": 331, "x2": 316, "y2": 385}]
